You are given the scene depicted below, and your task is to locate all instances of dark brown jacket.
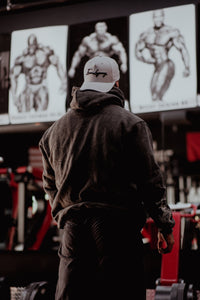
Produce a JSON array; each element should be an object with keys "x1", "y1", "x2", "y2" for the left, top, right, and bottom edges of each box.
[{"x1": 39, "y1": 87, "x2": 174, "y2": 233}]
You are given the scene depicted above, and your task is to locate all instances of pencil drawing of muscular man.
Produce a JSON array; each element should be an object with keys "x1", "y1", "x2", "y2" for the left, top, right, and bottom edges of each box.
[
  {"x1": 68, "y1": 21, "x2": 127, "y2": 78},
  {"x1": 10, "y1": 34, "x2": 67, "y2": 112},
  {"x1": 135, "y1": 9, "x2": 190, "y2": 101}
]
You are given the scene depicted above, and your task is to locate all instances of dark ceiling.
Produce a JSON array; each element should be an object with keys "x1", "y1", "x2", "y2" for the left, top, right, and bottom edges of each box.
[{"x1": 0, "y1": 0, "x2": 92, "y2": 13}]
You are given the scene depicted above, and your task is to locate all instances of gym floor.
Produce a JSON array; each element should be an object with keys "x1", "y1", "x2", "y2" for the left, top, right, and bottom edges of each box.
[{"x1": 1, "y1": 245, "x2": 200, "y2": 299}]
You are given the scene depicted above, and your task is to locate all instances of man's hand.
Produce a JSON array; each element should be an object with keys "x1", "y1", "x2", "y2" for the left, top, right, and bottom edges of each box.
[{"x1": 157, "y1": 232, "x2": 175, "y2": 254}]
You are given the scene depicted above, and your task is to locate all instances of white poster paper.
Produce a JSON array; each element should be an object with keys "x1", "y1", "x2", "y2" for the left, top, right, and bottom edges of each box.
[
  {"x1": 9, "y1": 25, "x2": 68, "y2": 124},
  {"x1": 129, "y1": 4, "x2": 197, "y2": 113}
]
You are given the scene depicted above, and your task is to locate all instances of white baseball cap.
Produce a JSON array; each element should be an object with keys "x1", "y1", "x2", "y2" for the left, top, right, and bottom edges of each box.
[{"x1": 80, "y1": 56, "x2": 120, "y2": 93}]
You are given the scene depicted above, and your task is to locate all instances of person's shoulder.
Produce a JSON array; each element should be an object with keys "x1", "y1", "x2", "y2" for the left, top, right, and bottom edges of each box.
[
  {"x1": 119, "y1": 107, "x2": 144, "y2": 124},
  {"x1": 162, "y1": 25, "x2": 180, "y2": 36},
  {"x1": 126, "y1": 110, "x2": 145, "y2": 129},
  {"x1": 139, "y1": 28, "x2": 153, "y2": 39},
  {"x1": 107, "y1": 104, "x2": 144, "y2": 128},
  {"x1": 83, "y1": 33, "x2": 95, "y2": 44},
  {"x1": 40, "y1": 112, "x2": 70, "y2": 142},
  {"x1": 51, "y1": 111, "x2": 73, "y2": 131}
]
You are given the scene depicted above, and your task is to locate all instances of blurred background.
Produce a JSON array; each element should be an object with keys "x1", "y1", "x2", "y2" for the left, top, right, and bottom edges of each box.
[{"x1": 0, "y1": 0, "x2": 200, "y2": 299}]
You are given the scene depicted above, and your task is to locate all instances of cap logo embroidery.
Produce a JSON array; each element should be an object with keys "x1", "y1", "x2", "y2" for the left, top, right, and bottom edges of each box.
[{"x1": 86, "y1": 68, "x2": 107, "y2": 78}]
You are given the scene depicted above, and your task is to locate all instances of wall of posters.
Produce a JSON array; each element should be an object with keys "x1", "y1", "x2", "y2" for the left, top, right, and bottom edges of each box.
[
  {"x1": 9, "y1": 25, "x2": 68, "y2": 124},
  {"x1": 67, "y1": 17, "x2": 129, "y2": 106},
  {"x1": 0, "y1": 34, "x2": 11, "y2": 125},
  {"x1": 0, "y1": 5, "x2": 198, "y2": 127},
  {"x1": 129, "y1": 4, "x2": 197, "y2": 114}
]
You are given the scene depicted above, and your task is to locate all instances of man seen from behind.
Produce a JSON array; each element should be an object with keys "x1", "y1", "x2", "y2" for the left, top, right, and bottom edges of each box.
[{"x1": 39, "y1": 56, "x2": 175, "y2": 300}]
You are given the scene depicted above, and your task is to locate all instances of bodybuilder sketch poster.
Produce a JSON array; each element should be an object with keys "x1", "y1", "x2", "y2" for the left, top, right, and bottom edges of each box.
[
  {"x1": 0, "y1": 34, "x2": 10, "y2": 125},
  {"x1": 9, "y1": 25, "x2": 68, "y2": 124},
  {"x1": 129, "y1": 4, "x2": 197, "y2": 114},
  {"x1": 67, "y1": 17, "x2": 129, "y2": 106}
]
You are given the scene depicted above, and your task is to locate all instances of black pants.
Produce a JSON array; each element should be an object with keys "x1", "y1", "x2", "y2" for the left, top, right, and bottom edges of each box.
[{"x1": 55, "y1": 208, "x2": 145, "y2": 300}]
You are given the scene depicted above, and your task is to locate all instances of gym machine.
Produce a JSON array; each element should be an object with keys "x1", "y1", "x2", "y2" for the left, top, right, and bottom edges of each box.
[
  {"x1": 0, "y1": 167, "x2": 17, "y2": 251},
  {"x1": 0, "y1": 165, "x2": 58, "y2": 299},
  {"x1": 0, "y1": 278, "x2": 55, "y2": 300},
  {"x1": 0, "y1": 165, "x2": 59, "y2": 251},
  {"x1": 144, "y1": 203, "x2": 199, "y2": 300}
]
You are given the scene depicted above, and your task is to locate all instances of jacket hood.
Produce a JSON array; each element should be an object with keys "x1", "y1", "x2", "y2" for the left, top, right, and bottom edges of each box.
[{"x1": 70, "y1": 86, "x2": 125, "y2": 112}]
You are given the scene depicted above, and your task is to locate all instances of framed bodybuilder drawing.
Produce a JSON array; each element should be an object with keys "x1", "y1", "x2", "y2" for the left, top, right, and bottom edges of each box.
[
  {"x1": 129, "y1": 4, "x2": 197, "y2": 114},
  {"x1": 67, "y1": 17, "x2": 129, "y2": 107},
  {"x1": 0, "y1": 34, "x2": 10, "y2": 125},
  {"x1": 9, "y1": 25, "x2": 68, "y2": 124}
]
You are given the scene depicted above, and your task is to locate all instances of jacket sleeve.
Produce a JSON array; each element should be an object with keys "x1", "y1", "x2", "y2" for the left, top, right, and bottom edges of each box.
[
  {"x1": 131, "y1": 121, "x2": 175, "y2": 235},
  {"x1": 39, "y1": 139, "x2": 58, "y2": 206}
]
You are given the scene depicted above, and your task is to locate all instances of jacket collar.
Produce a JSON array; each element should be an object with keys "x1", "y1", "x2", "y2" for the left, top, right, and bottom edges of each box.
[{"x1": 70, "y1": 86, "x2": 125, "y2": 112}]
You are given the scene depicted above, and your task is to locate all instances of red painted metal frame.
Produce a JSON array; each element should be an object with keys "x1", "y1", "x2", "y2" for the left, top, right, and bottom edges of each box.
[
  {"x1": 142, "y1": 205, "x2": 197, "y2": 286},
  {"x1": 29, "y1": 202, "x2": 53, "y2": 250},
  {"x1": 160, "y1": 212, "x2": 181, "y2": 285},
  {"x1": 160, "y1": 205, "x2": 197, "y2": 286},
  {"x1": 0, "y1": 166, "x2": 53, "y2": 251}
]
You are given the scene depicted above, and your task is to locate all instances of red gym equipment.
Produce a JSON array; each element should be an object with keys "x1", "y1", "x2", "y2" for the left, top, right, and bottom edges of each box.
[{"x1": 144, "y1": 204, "x2": 198, "y2": 299}]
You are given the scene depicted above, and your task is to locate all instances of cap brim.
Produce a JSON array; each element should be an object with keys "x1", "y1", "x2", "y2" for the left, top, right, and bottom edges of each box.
[{"x1": 80, "y1": 81, "x2": 115, "y2": 93}]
